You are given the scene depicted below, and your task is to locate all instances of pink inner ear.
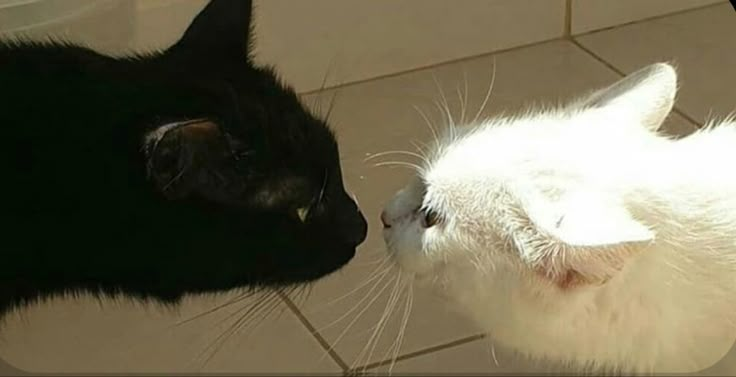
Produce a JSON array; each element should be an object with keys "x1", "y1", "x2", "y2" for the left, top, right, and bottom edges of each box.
[
  {"x1": 533, "y1": 244, "x2": 638, "y2": 290},
  {"x1": 178, "y1": 120, "x2": 221, "y2": 141}
]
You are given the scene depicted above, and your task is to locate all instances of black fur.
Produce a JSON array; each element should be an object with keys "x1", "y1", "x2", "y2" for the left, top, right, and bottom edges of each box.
[{"x1": 0, "y1": 0, "x2": 367, "y2": 315}]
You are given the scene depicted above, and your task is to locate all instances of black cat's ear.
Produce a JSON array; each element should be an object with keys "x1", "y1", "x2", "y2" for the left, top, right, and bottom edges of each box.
[
  {"x1": 169, "y1": 0, "x2": 254, "y2": 61},
  {"x1": 144, "y1": 119, "x2": 224, "y2": 199}
]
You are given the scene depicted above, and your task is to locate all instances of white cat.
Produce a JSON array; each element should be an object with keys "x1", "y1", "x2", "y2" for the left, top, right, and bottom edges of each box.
[{"x1": 381, "y1": 63, "x2": 736, "y2": 374}]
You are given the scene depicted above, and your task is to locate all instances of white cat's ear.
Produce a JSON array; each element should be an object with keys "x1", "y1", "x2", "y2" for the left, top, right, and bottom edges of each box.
[
  {"x1": 521, "y1": 190, "x2": 654, "y2": 288},
  {"x1": 530, "y1": 191, "x2": 654, "y2": 247},
  {"x1": 576, "y1": 63, "x2": 677, "y2": 132}
]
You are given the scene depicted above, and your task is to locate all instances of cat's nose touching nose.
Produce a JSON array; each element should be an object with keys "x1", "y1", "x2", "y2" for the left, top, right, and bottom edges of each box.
[{"x1": 380, "y1": 210, "x2": 391, "y2": 229}]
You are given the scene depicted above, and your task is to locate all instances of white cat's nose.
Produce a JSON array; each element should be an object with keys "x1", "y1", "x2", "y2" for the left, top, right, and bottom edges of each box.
[{"x1": 380, "y1": 210, "x2": 391, "y2": 228}]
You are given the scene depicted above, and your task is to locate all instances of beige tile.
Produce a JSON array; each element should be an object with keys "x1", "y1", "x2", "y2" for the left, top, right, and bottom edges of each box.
[
  {"x1": 129, "y1": 0, "x2": 565, "y2": 93},
  {"x1": 0, "y1": 0, "x2": 136, "y2": 55},
  {"x1": 0, "y1": 292, "x2": 340, "y2": 374},
  {"x1": 698, "y1": 342, "x2": 736, "y2": 376},
  {"x1": 576, "y1": 4, "x2": 736, "y2": 124},
  {"x1": 365, "y1": 337, "x2": 564, "y2": 375},
  {"x1": 572, "y1": 0, "x2": 725, "y2": 34},
  {"x1": 296, "y1": 39, "x2": 696, "y2": 372},
  {"x1": 254, "y1": 0, "x2": 566, "y2": 93},
  {"x1": 131, "y1": 0, "x2": 208, "y2": 52},
  {"x1": 366, "y1": 341, "x2": 736, "y2": 376}
]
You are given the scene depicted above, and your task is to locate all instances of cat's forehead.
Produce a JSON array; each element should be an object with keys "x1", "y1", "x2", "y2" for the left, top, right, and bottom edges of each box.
[{"x1": 421, "y1": 111, "x2": 625, "y2": 205}]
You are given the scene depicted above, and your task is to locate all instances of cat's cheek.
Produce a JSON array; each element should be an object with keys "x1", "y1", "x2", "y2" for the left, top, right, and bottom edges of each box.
[{"x1": 384, "y1": 223, "x2": 436, "y2": 275}]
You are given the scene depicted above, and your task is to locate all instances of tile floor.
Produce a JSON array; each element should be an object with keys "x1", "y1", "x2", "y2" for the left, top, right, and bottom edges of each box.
[{"x1": 0, "y1": 2, "x2": 734, "y2": 375}]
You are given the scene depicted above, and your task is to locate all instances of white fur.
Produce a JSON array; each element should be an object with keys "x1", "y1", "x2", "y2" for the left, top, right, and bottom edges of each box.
[{"x1": 382, "y1": 63, "x2": 736, "y2": 374}]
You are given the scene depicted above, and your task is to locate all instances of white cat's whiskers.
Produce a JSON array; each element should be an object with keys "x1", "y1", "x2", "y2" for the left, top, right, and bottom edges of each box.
[
  {"x1": 412, "y1": 104, "x2": 442, "y2": 151},
  {"x1": 385, "y1": 276, "x2": 414, "y2": 375},
  {"x1": 470, "y1": 57, "x2": 497, "y2": 125},
  {"x1": 431, "y1": 73, "x2": 457, "y2": 139},
  {"x1": 364, "y1": 150, "x2": 428, "y2": 164},
  {"x1": 317, "y1": 270, "x2": 397, "y2": 365},
  {"x1": 353, "y1": 270, "x2": 405, "y2": 372},
  {"x1": 372, "y1": 161, "x2": 424, "y2": 172},
  {"x1": 410, "y1": 140, "x2": 432, "y2": 161},
  {"x1": 347, "y1": 188, "x2": 361, "y2": 210},
  {"x1": 315, "y1": 256, "x2": 392, "y2": 315},
  {"x1": 457, "y1": 67, "x2": 470, "y2": 126}
]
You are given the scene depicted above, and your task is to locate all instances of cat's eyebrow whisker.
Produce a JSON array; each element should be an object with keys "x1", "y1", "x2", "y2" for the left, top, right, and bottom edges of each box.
[
  {"x1": 411, "y1": 139, "x2": 433, "y2": 162},
  {"x1": 348, "y1": 189, "x2": 362, "y2": 210},
  {"x1": 431, "y1": 72, "x2": 456, "y2": 131},
  {"x1": 412, "y1": 104, "x2": 441, "y2": 150},
  {"x1": 462, "y1": 67, "x2": 469, "y2": 125},
  {"x1": 457, "y1": 86, "x2": 467, "y2": 127},
  {"x1": 471, "y1": 57, "x2": 497, "y2": 125},
  {"x1": 433, "y1": 99, "x2": 456, "y2": 143},
  {"x1": 373, "y1": 161, "x2": 424, "y2": 172},
  {"x1": 363, "y1": 150, "x2": 427, "y2": 163}
]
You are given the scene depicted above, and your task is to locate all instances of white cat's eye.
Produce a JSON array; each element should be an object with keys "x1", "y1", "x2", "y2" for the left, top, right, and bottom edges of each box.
[
  {"x1": 296, "y1": 207, "x2": 310, "y2": 223},
  {"x1": 421, "y1": 208, "x2": 441, "y2": 228}
]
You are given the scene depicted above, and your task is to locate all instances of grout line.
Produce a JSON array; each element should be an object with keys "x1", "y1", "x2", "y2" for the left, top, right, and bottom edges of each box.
[
  {"x1": 348, "y1": 334, "x2": 486, "y2": 373},
  {"x1": 569, "y1": 38, "x2": 704, "y2": 129},
  {"x1": 572, "y1": 1, "x2": 728, "y2": 38},
  {"x1": 298, "y1": 36, "x2": 563, "y2": 96},
  {"x1": 564, "y1": 0, "x2": 573, "y2": 37},
  {"x1": 278, "y1": 291, "x2": 351, "y2": 372},
  {"x1": 299, "y1": 1, "x2": 726, "y2": 97}
]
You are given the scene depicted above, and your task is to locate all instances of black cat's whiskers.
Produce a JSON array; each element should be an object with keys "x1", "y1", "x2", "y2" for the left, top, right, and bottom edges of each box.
[
  {"x1": 287, "y1": 282, "x2": 314, "y2": 309},
  {"x1": 192, "y1": 289, "x2": 285, "y2": 369},
  {"x1": 173, "y1": 289, "x2": 259, "y2": 327}
]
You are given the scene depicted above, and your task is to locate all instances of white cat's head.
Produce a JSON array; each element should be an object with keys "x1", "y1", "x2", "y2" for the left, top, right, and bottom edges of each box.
[{"x1": 382, "y1": 63, "x2": 678, "y2": 290}]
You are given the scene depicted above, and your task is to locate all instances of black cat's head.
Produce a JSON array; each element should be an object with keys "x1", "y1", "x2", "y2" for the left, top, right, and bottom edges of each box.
[{"x1": 136, "y1": 0, "x2": 367, "y2": 293}]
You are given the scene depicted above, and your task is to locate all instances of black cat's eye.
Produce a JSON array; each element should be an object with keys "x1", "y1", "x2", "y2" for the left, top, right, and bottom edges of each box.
[
  {"x1": 296, "y1": 206, "x2": 310, "y2": 223},
  {"x1": 420, "y1": 207, "x2": 441, "y2": 228},
  {"x1": 232, "y1": 149, "x2": 255, "y2": 161}
]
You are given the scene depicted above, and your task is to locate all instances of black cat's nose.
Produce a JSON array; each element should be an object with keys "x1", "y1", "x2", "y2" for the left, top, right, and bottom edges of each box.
[{"x1": 351, "y1": 211, "x2": 368, "y2": 246}]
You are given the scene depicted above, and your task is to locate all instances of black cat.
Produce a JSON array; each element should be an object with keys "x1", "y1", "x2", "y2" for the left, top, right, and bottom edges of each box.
[{"x1": 0, "y1": 0, "x2": 367, "y2": 316}]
